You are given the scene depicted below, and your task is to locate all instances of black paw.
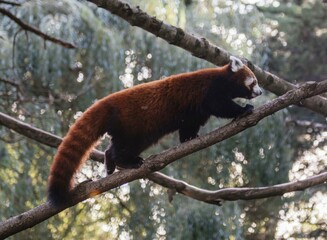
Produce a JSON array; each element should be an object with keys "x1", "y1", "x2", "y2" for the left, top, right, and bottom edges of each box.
[
  {"x1": 243, "y1": 104, "x2": 254, "y2": 114},
  {"x1": 105, "y1": 160, "x2": 116, "y2": 175},
  {"x1": 180, "y1": 134, "x2": 199, "y2": 143},
  {"x1": 116, "y1": 157, "x2": 144, "y2": 170},
  {"x1": 233, "y1": 104, "x2": 254, "y2": 121}
]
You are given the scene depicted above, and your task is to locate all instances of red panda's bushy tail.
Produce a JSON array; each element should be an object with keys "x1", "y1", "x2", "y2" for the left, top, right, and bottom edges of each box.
[{"x1": 48, "y1": 100, "x2": 109, "y2": 207}]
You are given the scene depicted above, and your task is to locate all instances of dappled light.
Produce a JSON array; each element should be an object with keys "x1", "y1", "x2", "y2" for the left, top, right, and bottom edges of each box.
[
  {"x1": 0, "y1": 0, "x2": 326, "y2": 239},
  {"x1": 290, "y1": 134, "x2": 327, "y2": 181},
  {"x1": 276, "y1": 191, "x2": 327, "y2": 239}
]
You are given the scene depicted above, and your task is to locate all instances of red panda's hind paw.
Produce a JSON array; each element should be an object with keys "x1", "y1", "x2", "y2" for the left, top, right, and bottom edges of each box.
[
  {"x1": 105, "y1": 159, "x2": 116, "y2": 175},
  {"x1": 116, "y1": 157, "x2": 144, "y2": 170}
]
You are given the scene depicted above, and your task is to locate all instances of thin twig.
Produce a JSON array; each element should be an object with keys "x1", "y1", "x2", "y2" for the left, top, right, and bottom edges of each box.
[
  {"x1": 0, "y1": 76, "x2": 19, "y2": 87},
  {"x1": 0, "y1": 0, "x2": 21, "y2": 6},
  {"x1": 12, "y1": 28, "x2": 23, "y2": 69},
  {"x1": 0, "y1": 7, "x2": 77, "y2": 49}
]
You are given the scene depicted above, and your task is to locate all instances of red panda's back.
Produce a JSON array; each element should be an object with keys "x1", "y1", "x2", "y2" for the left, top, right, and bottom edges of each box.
[{"x1": 104, "y1": 68, "x2": 222, "y2": 138}]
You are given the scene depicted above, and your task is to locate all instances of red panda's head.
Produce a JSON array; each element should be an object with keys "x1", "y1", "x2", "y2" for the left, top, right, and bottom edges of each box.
[{"x1": 227, "y1": 56, "x2": 262, "y2": 99}]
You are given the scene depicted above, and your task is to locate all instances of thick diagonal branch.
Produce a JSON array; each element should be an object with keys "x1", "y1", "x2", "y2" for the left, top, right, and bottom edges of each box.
[
  {"x1": 0, "y1": 80, "x2": 326, "y2": 239},
  {"x1": 86, "y1": 0, "x2": 327, "y2": 116}
]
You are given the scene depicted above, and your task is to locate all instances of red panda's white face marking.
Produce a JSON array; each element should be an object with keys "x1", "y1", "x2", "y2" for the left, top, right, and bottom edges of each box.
[
  {"x1": 245, "y1": 76, "x2": 262, "y2": 99},
  {"x1": 245, "y1": 77, "x2": 254, "y2": 87}
]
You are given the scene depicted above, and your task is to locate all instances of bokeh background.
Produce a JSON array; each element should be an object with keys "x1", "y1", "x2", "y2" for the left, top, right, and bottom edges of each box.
[{"x1": 0, "y1": 0, "x2": 326, "y2": 239}]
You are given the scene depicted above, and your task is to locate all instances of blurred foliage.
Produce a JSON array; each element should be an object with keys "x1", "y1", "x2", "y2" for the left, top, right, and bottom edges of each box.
[
  {"x1": 0, "y1": 0, "x2": 326, "y2": 239},
  {"x1": 257, "y1": 0, "x2": 327, "y2": 124},
  {"x1": 258, "y1": 0, "x2": 327, "y2": 82}
]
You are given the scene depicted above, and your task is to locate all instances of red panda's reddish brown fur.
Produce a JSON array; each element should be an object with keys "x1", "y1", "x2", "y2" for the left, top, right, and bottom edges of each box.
[{"x1": 48, "y1": 58, "x2": 262, "y2": 206}]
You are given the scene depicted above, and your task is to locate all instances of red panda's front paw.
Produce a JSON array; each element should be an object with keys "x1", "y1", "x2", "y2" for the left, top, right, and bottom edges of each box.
[
  {"x1": 233, "y1": 104, "x2": 254, "y2": 121},
  {"x1": 244, "y1": 104, "x2": 254, "y2": 113}
]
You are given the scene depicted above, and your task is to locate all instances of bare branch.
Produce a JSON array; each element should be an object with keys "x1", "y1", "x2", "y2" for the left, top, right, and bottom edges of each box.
[
  {"x1": 86, "y1": 0, "x2": 327, "y2": 116},
  {"x1": 0, "y1": 7, "x2": 77, "y2": 49},
  {"x1": 0, "y1": 80, "x2": 326, "y2": 238},
  {"x1": 0, "y1": 112, "x2": 104, "y2": 162},
  {"x1": 0, "y1": 76, "x2": 19, "y2": 87},
  {"x1": 148, "y1": 172, "x2": 327, "y2": 205},
  {"x1": 0, "y1": 1, "x2": 21, "y2": 6}
]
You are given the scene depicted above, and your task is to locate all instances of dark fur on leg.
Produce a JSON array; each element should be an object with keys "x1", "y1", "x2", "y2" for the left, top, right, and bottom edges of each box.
[{"x1": 105, "y1": 147, "x2": 116, "y2": 175}]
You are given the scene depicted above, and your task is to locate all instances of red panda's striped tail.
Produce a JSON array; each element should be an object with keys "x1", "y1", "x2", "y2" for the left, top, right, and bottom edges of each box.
[{"x1": 48, "y1": 101, "x2": 109, "y2": 207}]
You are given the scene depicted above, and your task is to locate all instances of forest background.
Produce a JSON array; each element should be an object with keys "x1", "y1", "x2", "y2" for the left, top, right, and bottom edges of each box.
[{"x1": 0, "y1": 0, "x2": 326, "y2": 239}]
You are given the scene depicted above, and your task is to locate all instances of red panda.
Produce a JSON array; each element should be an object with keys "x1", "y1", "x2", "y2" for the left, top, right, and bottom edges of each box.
[{"x1": 48, "y1": 56, "x2": 262, "y2": 206}]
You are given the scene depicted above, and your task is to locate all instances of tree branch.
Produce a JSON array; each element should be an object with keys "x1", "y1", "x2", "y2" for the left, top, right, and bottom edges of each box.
[
  {"x1": 0, "y1": 7, "x2": 77, "y2": 49},
  {"x1": 86, "y1": 0, "x2": 327, "y2": 116},
  {"x1": 0, "y1": 112, "x2": 104, "y2": 162},
  {"x1": 0, "y1": 0, "x2": 21, "y2": 6},
  {"x1": 148, "y1": 171, "x2": 327, "y2": 204},
  {"x1": 0, "y1": 80, "x2": 327, "y2": 239},
  {"x1": 0, "y1": 76, "x2": 19, "y2": 87}
]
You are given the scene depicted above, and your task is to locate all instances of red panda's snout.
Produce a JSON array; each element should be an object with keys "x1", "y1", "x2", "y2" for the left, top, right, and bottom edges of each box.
[
  {"x1": 245, "y1": 76, "x2": 262, "y2": 99},
  {"x1": 251, "y1": 83, "x2": 262, "y2": 98},
  {"x1": 252, "y1": 84, "x2": 262, "y2": 97}
]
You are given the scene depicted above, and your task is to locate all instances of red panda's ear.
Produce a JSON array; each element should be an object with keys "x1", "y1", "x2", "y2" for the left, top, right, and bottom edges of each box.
[{"x1": 229, "y1": 56, "x2": 244, "y2": 72}]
